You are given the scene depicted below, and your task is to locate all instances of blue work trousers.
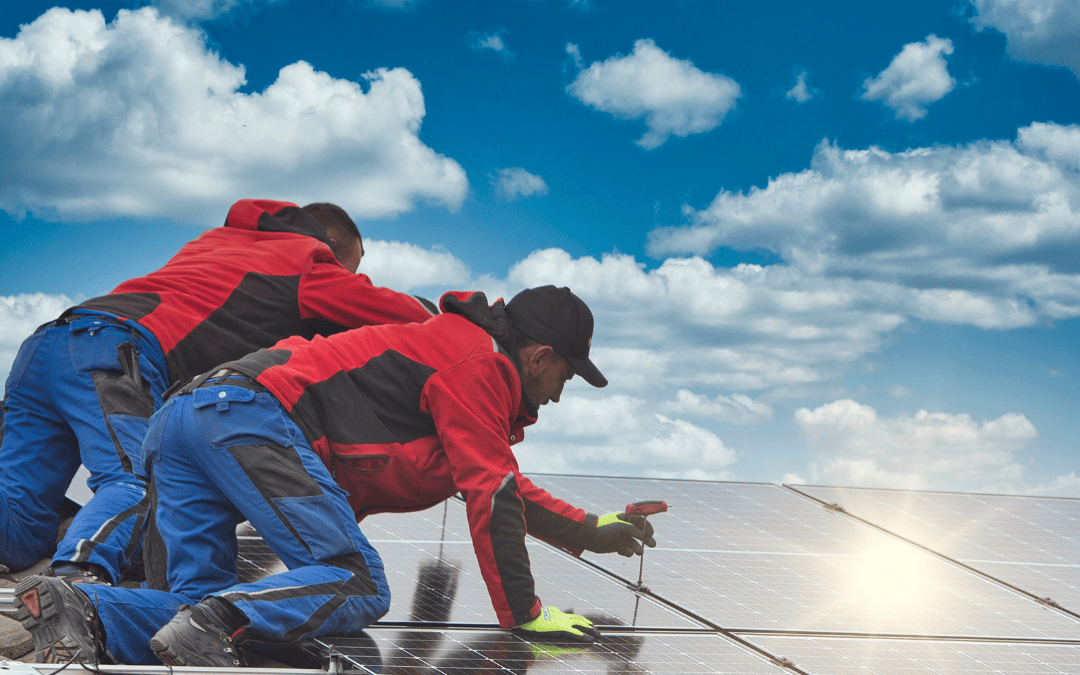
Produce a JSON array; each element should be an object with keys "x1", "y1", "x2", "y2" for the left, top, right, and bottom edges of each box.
[
  {"x1": 88, "y1": 385, "x2": 389, "y2": 664},
  {"x1": 0, "y1": 314, "x2": 167, "y2": 581}
]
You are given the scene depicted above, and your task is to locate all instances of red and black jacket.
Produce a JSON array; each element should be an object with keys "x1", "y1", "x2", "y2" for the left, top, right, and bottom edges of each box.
[
  {"x1": 221, "y1": 291, "x2": 594, "y2": 628},
  {"x1": 67, "y1": 199, "x2": 436, "y2": 384}
]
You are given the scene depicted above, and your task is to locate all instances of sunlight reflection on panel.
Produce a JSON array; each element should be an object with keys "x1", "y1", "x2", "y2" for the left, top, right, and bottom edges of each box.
[
  {"x1": 743, "y1": 635, "x2": 1080, "y2": 675},
  {"x1": 525, "y1": 476, "x2": 1080, "y2": 638},
  {"x1": 848, "y1": 538, "x2": 934, "y2": 609},
  {"x1": 794, "y1": 485, "x2": 1080, "y2": 613}
]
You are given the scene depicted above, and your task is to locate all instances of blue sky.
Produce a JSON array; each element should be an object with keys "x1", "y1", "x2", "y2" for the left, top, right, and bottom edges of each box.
[{"x1": 2, "y1": 0, "x2": 1079, "y2": 496}]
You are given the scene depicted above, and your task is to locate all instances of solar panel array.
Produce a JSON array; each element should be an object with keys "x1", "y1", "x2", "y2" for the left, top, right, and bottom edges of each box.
[{"x1": 231, "y1": 476, "x2": 1080, "y2": 674}]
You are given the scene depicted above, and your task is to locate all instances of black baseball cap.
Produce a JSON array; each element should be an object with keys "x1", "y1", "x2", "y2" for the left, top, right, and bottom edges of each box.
[{"x1": 504, "y1": 285, "x2": 607, "y2": 388}]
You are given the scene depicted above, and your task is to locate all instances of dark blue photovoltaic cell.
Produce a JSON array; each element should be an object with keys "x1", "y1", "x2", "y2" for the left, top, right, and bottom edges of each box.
[
  {"x1": 792, "y1": 485, "x2": 1080, "y2": 614},
  {"x1": 525, "y1": 476, "x2": 1080, "y2": 638}
]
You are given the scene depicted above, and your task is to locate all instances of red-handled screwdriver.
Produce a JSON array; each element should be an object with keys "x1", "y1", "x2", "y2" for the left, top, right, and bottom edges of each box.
[
  {"x1": 626, "y1": 500, "x2": 668, "y2": 589},
  {"x1": 625, "y1": 500, "x2": 668, "y2": 518}
]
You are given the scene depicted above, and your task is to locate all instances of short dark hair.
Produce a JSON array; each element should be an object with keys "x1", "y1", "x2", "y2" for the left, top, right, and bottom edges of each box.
[{"x1": 302, "y1": 203, "x2": 363, "y2": 258}]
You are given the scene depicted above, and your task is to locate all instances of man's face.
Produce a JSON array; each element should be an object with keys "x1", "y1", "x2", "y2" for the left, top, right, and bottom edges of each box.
[
  {"x1": 335, "y1": 237, "x2": 364, "y2": 273},
  {"x1": 523, "y1": 350, "x2": 576, "y2": 407}
]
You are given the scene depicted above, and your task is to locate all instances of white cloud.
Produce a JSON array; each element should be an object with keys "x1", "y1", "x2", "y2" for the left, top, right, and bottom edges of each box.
[
  {"x1": 469, "y1": 30, "x2": 512, "y2": 59},
  {"x1": 506, "y1": 248, "x2": 905, "y2": 394},
  {"x1": 0, "y1": 294, "x2": 74, "y2": 384},
  {"x1": 150, "y1": 0, "x2": 278, "y2": 21},
  {"x1": 651, "y1": 123, "x2": 1080, "y2": 329},
  {"x1": 566, "y1": 39, "x2": 742, "y2": 149},
  {"x1": 490, "y1": 167, "x2": 549, "y2": 201},
  {"x1": 969, "y1": 0, "x2": 1080, "y2": 78},
  {"x1": 658, "y1": 389, "x2": 775, "y2": 424},
  {"x1": 365, "y1": 0, "x2": 424, "y2": 11},
  {"x1": 359, "y1": 240, "x2": 472, "y2": 293},
  {"x1": 1027, "y1": 472, "x2": 1080, "y2": 497},
  {"x1": 517, "y1": 395, "x2": 739, "y2": 480},
  {"x1": 890, "y1": 384, "x2": 912, "y2": 398},
  {"x1": 0, "y1": 7, "x2": 467, "y2": 224},
  {"x1": 860, "y1": 34, "x2": 955, "y2": 121},
  {"x1": 786, "y1": 69, "x2": 819, "y2": 103},
  {"x1": 565, "y1": 42, "x2": 584, "y2": 69},
  {"x1": 795, "y1": 399, "x2": 1037, "y2": 492}
]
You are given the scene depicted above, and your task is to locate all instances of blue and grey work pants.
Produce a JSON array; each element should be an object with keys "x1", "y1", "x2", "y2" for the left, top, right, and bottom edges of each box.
[
  {"x1": 85, "y1": 379, "x2": 390, "y2": 664},
  {"x1": 0, "y1": 312, "x2": 167, "y2": 581}
]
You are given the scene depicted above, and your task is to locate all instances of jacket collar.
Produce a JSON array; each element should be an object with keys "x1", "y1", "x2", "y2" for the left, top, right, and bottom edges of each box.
[
  {"x1": 440, "y1": 291, "x2": 540, "y2": 421},
  {"x1": 224, "y1": 199, "x2": 334, "y2": 249}
]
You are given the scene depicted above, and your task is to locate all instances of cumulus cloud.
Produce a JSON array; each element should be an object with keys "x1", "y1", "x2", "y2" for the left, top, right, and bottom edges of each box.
[
  {"x1": 506, "y1": 248, "x2": 906, "y2": 395},
  {"x1": 490, "y1": 167, "x2": 549, "y2": 201},
  {"x1": 1027, "y1": 471, "x2": 1080, "y2": 497},
  {"x1": 0, "y1": 7, "x2": 467, "y2": 224},
  {"x1": 658, "y1": 389, "x2": 775, "y2": 424},
  {"x1": 0, "y1": 294, "x2": 74, "y2": 384},
  {"x1": 566, "y1": 39, "x2": 742, "y2": 149},
  {"x1": 860, "y1": 34, "x2": 956, "y2": 121},
  {"x1": 969, "y1": 0, "x2": 1080, "y2": 78},
  {"x1": 795, "y1": 399, "x2": 1037, "y2": 491},
  {"x1": 516, "y1": 395, "x2": 739, "y2": 480},
  {"x1": 151, "y1": 0, "x2": 277, "y2": 21},
  {"x1": 358, "y1": 240, "x2": 472, "y2": 293},
  {"x1": 468, "y1": 30, "x2": 513, "y2": 59},
  {"x1": 651, "y1": 123, "x2": 1080, "y2": 329},
  {"x1": 786, "y1": 69, "x2": 820, "y2": 103}
]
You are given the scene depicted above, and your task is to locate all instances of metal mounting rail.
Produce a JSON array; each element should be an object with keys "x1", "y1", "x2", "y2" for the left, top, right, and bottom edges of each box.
[
  {"x1": 0, "y1": 588, "x2": 13, "y2": 614},
  {"x1": 0, "y1": 662, "x2": 336, "y2": 675}
]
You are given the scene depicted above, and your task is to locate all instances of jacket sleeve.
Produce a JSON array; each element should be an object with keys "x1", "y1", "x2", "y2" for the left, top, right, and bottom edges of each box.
[
  {"x1": 420, "y1": 353, "x2": 544, "y2": 628},
  {"x1": 298, "y1": 254, "x2": 437, "y2": 332},
  {"x1": 517, "y1": 476, "x2": 590, "y2": 556}
]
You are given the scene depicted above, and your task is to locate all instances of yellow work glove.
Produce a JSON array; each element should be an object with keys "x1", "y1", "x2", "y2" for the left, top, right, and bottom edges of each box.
[{"x1": 513, "y1": 606, "x2": 600, "y2": 643}]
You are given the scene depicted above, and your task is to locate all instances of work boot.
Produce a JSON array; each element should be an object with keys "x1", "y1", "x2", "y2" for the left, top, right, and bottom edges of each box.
[
  {"x1": 14, "y1": 576, "x2": 105, "y2": 664},
  {"x1": 150, "y1": 597, "x2": 249, "y2": 667},
  {"x1": 45, "y1": 563, "x2": 111, "y2": 586}
]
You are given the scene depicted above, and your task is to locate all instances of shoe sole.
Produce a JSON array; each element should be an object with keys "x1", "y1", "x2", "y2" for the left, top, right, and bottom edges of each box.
[
  {"x1": 14, "y1": 576, "x2": 94, "y2": 664},
  {"x1": 149, "y1": 636, "x2": 186, "y2": 667}
]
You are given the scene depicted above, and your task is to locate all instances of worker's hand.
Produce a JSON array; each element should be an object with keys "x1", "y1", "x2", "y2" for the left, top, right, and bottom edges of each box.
[
  {"x1": 584, "y1": 511, "x2": 657, "y2": 557},
  {"x1": 513, "y1": 607, "x2": 600, "y2": 643}
]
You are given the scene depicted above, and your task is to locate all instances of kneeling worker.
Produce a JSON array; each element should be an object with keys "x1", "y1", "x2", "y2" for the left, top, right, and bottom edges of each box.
[{"x1": 15, "y1": 286, "x2": 658, "y2": 666}]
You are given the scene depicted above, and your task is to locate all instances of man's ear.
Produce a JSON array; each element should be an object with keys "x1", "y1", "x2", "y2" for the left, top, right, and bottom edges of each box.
[{"x1": 521, "y1": 344, "x2": 554, "y2": 375}]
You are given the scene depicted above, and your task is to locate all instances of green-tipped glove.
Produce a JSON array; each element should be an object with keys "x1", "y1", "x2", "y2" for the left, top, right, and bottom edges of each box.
[
  {"x1": 585, "y1": 511, "x2": 657, "y2": 557},
  {"x1": 513, "y1": 606, "x2": 600, "y2": 643}
]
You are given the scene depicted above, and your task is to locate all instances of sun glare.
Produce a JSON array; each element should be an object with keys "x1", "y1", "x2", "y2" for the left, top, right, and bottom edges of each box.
[{"x1": 849, "y1": 539, "x2": 932, "y2": 609}]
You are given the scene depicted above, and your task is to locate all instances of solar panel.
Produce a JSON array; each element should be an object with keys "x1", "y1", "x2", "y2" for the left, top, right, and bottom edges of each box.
[
  {"x1": 237, "y1": 502, "x2": 704, "y2": 629},
  {"x1": 791, "y1": 485, "x2": 1080, "y2": 614},
  {"x1": 160, "y1": 476, "x2": 1080, "y2": 675},
  {"x1": 525, "y1": 476, "x2": 1080, "y2": 638},
  {"x1": 743, "y1": 635, "x2": 1080, "y2": 675},
  {"x1": 305, "y1": 629, "x2": 788, "y2": 675}
]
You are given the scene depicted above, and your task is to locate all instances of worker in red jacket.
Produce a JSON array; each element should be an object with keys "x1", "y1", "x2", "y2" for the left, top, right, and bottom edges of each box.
[
  {"x1": 13, "y1": 286, "x2": 657, "y2": 666},
  {"x1": 0, "y1": 199, "x2": 435, "y2": 586}
]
